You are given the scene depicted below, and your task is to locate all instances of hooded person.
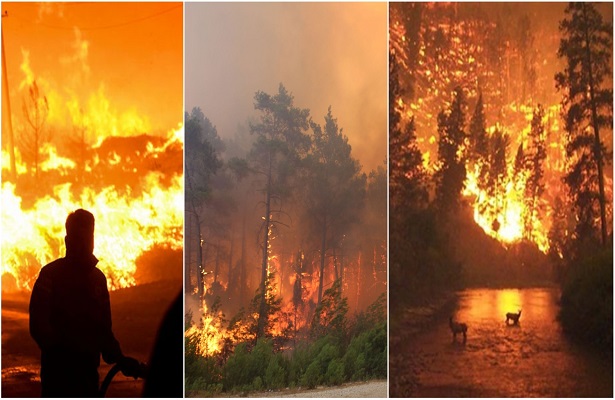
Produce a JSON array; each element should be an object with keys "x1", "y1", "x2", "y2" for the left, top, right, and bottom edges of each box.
[{"x1": 29, "y1": 209, "x2": 140, "y2": 397}]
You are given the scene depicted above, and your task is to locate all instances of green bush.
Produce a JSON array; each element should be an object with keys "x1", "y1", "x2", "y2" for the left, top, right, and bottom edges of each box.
[
  {"x1": 288, "y1": 344, "x2": 310, "y2": 386},
  {"x1": 223, "y1": 339, "x2": 275, "y2": 390},
  {"x1": 185, "y1": 357, "x2": 222, "y2": 391},
  {"x1": 214, "y1": 296, "x2": 388, "y2": 394},
  {"x1": 326, "y1": 358, "x2": 344, "y2": 386},
  {"x1": 343, "y1": 322, "x2": 386, "y2": 380},
  {"x1": 301, "y1": 360, "x2": 321, "y2": 389},
  {"x1": 252, "y1": 376, "x2": 264, "y2": 391},
  {"x1": 265, "y1": 354, "x2": 286, "y2": 390}
]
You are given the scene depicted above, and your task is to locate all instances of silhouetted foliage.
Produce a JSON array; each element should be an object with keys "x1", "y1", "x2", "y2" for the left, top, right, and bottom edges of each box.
[
  {"x1": 522, "y1": 105, "x2": 547, "y2": 241},
  {"x1": 248, "y1": 84, "x2": 311, "y2": 339},
  {"x1": 311, "y1": 279, "x2": 348, "y2": 341},
  {"x1": 21, "y1": 80, "x2": 50, "y2": 179},
  {"x1": 559, "y1": 246, "x2": 613, "y2": 355},
  {"x1": 389, "y1": 51, "x2": 428, "y2": 212},
  {"x1": 435, "y1": 86, "x2": 467, "y2": 213},
  {"x1": 185, "y1": 108, "x2": 223, "y2": 297},
  {"x1": 303, "y1": 108, "x2": 366, "y2": 305},
  {"x1": 487, "y1": 128, "x2": 509, "y2": 230},
  {"x1": 555, "y1": 2, "x2": 613, "y2": 247}
]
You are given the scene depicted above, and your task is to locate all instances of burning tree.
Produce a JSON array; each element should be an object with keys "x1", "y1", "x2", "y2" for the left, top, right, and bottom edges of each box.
[
  {"x1": 247, "y1": 84, "x2": 310, "y2": 340},
  {"x1": 21, "y1": 80, "x2": 49, "y2": 179},
  {"x1": 487, "y1": 127, "x2": 510, "y2": 234},
  {"x1": 310, "y1": 279, "x2": 348, "y2": 340},
  {"x1": 555, "y1": 2, "x2": 613, "y2": 247}
]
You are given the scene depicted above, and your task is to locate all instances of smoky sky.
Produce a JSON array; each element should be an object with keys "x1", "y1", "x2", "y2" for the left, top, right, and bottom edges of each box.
[{"x1": 185, "y1": 2, "x2": 387, "y2": 173}]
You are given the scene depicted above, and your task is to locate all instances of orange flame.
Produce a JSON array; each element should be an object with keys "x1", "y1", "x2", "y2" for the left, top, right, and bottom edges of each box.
[{"x1": 1, "y1": 125, "x2": 184, "y2": 291}]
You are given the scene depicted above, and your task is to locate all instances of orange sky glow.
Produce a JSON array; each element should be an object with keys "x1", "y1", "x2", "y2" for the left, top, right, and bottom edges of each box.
[{"x1": 1, "y1": 2, "x2": 183, "y2": 141}]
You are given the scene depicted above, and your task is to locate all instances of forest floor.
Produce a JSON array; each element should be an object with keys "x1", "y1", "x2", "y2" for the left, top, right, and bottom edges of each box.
[{"x1": 1, "y1": 280, "x2": 181, "y2": 398}]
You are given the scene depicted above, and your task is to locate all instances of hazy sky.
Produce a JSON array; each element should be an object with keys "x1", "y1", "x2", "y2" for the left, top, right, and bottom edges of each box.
[
  {"x1": 185, "y1": 2, "x2": 387, "y2": 172},
  {"x1": 1, "y1": 2, "x2": 183, "y2": 139}
]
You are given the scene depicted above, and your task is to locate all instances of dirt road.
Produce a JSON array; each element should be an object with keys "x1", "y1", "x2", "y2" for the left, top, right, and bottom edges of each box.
[{"x1": 250, "y1": 380, "x2": 387, "y2": 398}]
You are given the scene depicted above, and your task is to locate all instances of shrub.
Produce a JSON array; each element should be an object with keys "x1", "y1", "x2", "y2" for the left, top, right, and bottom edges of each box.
[
  {"x1": 326, "y1": 358, "x2": 345, "y2": 386},
  {"x1": 343, "y1": 321, "x2": 386, "y2": 380},
  {"x1": 223, "y1": 338, "x2": 277, "y2": 391},
  {"x1": 252, "y1": 376, "x2": 264, "y2": 391},
  {"x1": 222, "y1": 342, "x2": 252, "y2": 390},
  {"x1": 301, "y1": 360, "x2": 321, "y2": 389},
  {"x1": 265, "y1": 355, "x2": 286, "y2": 390}
]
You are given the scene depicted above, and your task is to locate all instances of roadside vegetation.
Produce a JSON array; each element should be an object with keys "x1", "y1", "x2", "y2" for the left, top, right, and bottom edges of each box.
[{"x1": 185, "y1": 288, "x2": 386, "y2": 396}]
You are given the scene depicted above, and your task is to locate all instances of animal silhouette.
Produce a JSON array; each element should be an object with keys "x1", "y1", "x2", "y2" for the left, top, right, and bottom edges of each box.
[
  {"x1": 449, "y1": 316, "x2": 467, "y2": 342},
  {"x1": 506, "y1": 309, "x2": 522, "y2": 325}
]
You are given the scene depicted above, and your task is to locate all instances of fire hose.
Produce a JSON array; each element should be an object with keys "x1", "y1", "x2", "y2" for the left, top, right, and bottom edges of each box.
[{"x1": 99, "y1": 359, "x2": 148, "y2": 397}]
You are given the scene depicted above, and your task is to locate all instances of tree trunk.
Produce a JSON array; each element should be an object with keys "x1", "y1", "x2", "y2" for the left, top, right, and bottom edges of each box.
[
  {"x1": 582, "y1": 3, "x2": 608, "y2": 247},
  {"x1": 317, "y1": 215, "x2": 327, "y2": 305},
  {"x1": 185, "y1": 212, "x2": 192, "y2": 294},
  {"x1": 257, "y1": 151, "x2": 273, "y2": 340},
  {"x1": 355, "y1": 250, "x2": 362, "y2": 311},
  {"x1": 333, "y1": 249, "x2": 339, "y2": 282},
  {"x1": 240, "y1": 212, "x2": 247, "y2": 306},
  {"x1": 186, "y1": 165, "x2": 204, "y2": 299},
  {"x1": 214, "y1": 240, "x2": 220, "y2": 283},
  {"x1": 197, "y1": 222, "x2": 204, "y2": 300},
  {"x1": 228, "y1": 232, "x2": 234, "y2": 292}
]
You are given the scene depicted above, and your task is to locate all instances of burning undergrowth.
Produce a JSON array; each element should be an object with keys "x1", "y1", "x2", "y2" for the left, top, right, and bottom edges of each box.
[
  {"x1": 1, "y1": 126, "x2": 184, "y2": 292},
  {"x1": 1, "y1": 2, "x2": 183, "y2": 293}
]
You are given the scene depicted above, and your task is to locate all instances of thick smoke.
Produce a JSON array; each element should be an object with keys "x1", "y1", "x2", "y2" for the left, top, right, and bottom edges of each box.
[{"x1": 185, "y1": 2, "x2": 387, "y2": 172}]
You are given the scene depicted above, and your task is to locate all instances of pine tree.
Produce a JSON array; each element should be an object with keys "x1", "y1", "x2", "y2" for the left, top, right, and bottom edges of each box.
[
  {"x1": 248, "y1": 84, "x2": 311, "y2": 339},
  {"x1": 435, "y1": 86, "x2": 467, "y2": 212},
  {"x1": 389, "y1": 50, "x2": 427, "y2": 212},
  {"x1": 487, "y1": 128, "x2": 509, "y2": 233},
  {"x1": 522, "y1": 105, "x2": 547, "y2": 240},
  {"x1": 304, "y1": 107, "x2": 366, "y2": 305},
  {"x1": 555, "y1": 2, "x2": 613, "y2": 246},
  {"x1": 468, "y1": 93, "x2": 491, "y2": 202}
]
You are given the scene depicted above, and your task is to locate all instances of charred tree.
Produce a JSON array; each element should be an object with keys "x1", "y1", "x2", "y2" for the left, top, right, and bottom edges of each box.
[{"x1": 21, "y1": 80, "x2": 49, "y2": 179}]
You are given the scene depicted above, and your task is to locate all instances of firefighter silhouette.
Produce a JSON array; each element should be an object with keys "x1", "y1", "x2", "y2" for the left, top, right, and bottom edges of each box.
[{"x1": 29, "y1": 209, "x2": 140, "y2": 397}]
